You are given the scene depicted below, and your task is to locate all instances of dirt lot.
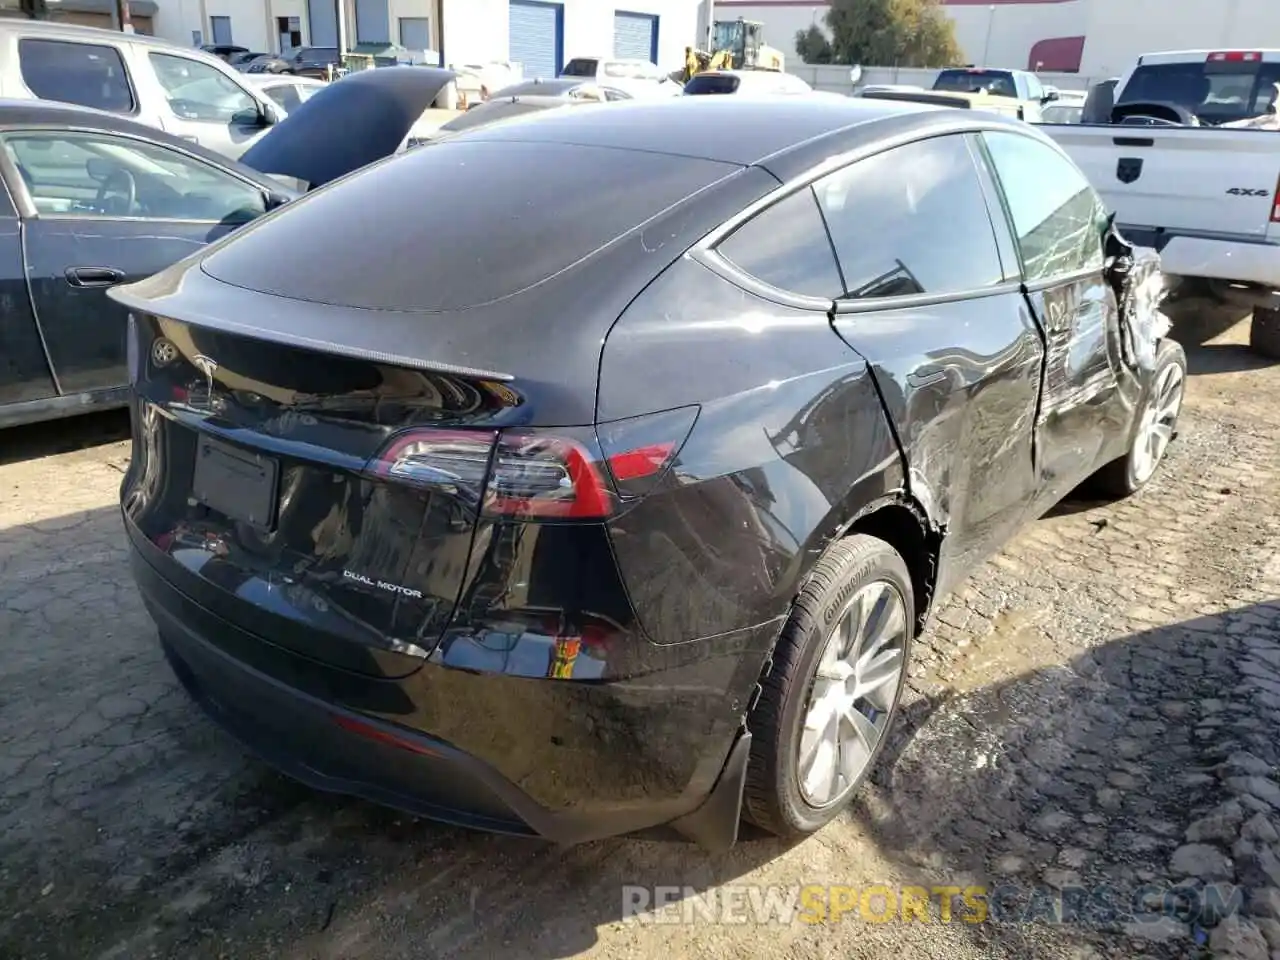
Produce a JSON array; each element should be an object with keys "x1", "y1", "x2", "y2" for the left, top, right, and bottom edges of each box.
[{"x1": 2, "y1": 303, "x2": 1279, "y2": 960}]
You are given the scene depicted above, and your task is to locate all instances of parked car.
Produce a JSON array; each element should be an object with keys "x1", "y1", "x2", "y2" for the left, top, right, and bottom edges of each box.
[
  {"x1": 244, "y1": 73, "x2": 327, "y2": 115},
  {"x1": 560, "y1": 56, "x2": 682, "y2": 98},
  {"x1": 856, "y1": 83, "x2": 924, "y2": 96},
  {"x1": 231, "y1": 51, "x2": 273, "y2": 70},
  {"x1": 111, "y1": 95, "x2": 1186, "y2": 853},
  {"x1": 683, "y1": 69, "x2": 815, "y2": 96},
  {"x1": 245, "y1": 46, "x2": 341, "y2": 79},
  {"x1": 931, "y1": 67, "x2": 1059, "y2": 121},
  {"x1": 200, "y1": 43, "x2": 249, "y2": 63},
  {"x1": 485, "y1": 77, "x2": 634, "y2": 103},
  {"x1": 1041, "y1": 49, "x2": 1280, "y2": 357},
  {"x1": 0, "y1": 20, "x2": 283, "y2": 161},
  {"x1": 0, "y1": 67, "x2": 456, "y2": 430}
]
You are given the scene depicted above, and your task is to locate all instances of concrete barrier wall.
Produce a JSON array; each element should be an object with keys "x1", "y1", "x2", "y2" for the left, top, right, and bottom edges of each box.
[{"x1": 790, "y1": 64, "x2": 1110, "y2": 96}]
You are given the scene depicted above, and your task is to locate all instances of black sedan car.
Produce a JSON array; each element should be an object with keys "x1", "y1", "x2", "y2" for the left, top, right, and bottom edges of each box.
[
  {"x1": 112, "y1": 96, "x2": 1186, "y2": 851},
  {"x1": 0, "y1": 68, "x2": 454, "y2": 430}
]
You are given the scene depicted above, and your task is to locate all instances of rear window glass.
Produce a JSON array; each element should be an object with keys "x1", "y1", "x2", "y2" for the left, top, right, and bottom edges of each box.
[
  {"x1": 200, "y1": 140, "x2": 737, "y2": 312},
  {"x1": 1118, "y1": 60, "x2": 1280, "y2": 125},
  {"x1": 934, "y1": 69, "x2": 1018, "y2": 98},
  {"x1": 18, "y1": 39, "x2": 135, "y2": 113},
  {"x1": 561, "y1": 58, "x2": 598, "y2": 78},
  {"x1": 684, "y1": 74, "x2": 740, "y2": 95}
]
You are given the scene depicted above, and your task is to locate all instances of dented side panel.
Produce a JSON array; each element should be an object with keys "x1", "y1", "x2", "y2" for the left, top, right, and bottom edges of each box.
[{"x1": 830, "y1": 292, "x2": 1044, "y2": 599}]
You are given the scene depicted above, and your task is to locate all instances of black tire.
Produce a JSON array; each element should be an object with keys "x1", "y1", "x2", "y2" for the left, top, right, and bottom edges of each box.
[
  {"x1": 742, "y1": 534, "x2": 914, "y2": 838},
  {"x1": 1251, "y1": 306, "x2": 1280, "y2": 360},
  {"x1": 1091, "y1": 338, "x2": 1187, "y2": 499}
]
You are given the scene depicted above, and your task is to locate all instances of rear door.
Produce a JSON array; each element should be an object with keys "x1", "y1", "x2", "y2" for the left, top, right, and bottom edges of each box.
[
  {"x1": 143, "y1": 51, "x2": 270, "y2": 159},
  {"x1": 824, "y1": 133, "x2": 1044, "y2": 586},
  {"x1": 4, "y1": 127, "x2": 267, "y2": 394},
  {"x1": 979, "y1": 129, "x2": 1129, "y2": 509}
]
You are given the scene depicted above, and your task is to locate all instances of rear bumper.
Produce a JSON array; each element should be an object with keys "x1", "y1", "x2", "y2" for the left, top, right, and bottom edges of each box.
[
  {"x1": 127, "y1": 528, "x2": 757, "y2": 850},
  {"x1": 1120, "y1": 224, "x2": 1280, "y2": 290}
]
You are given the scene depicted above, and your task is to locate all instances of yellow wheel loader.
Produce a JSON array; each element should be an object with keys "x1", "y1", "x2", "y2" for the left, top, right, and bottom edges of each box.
[{"x1": 682, "y1": 18, "x2": 786, "y2": 81}]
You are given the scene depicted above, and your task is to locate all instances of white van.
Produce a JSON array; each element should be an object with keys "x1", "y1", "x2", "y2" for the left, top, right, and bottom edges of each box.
[{"x1": 0, "y1": 20, "x2": 283, "y2": 160}]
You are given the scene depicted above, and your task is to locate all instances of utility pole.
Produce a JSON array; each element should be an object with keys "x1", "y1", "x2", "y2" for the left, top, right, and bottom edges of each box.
[
  {"x1": 980, "y1": 4, "x2": 995, "y2": 66},
  {"x1": 114, "y1": 0, "x2": 134, "y2": 33}
]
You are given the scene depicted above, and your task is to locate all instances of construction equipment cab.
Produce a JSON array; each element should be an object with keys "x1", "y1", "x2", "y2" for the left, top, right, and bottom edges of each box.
[{"x1": 709, "y1": 18, "x2": 785, "y2": 72}]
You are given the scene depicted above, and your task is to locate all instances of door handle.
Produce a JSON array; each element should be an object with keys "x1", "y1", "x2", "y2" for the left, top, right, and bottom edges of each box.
[{"x1": 65, "y1": 266, "x2": 126, "y2": 288}]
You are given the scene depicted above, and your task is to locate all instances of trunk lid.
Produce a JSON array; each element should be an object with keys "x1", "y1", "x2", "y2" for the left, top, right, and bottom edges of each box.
[
  {"x1": 124, "y1": 311, "x2": 513, "y2": 678},
  {"x1": 238, "y1": 66, "x2": 457, "y2": 188}
]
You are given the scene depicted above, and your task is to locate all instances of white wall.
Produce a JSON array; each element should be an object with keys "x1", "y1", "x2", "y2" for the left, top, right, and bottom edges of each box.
[
  {"x1": 1079, "y1": 0, "x2": 1280, "y2": 77},
  {"x1": 947, "y1": 2, "x2": 1084, "y2": 68},
  {"x1": 562, "y1": 0, "x2": 699, "y2": 70}
]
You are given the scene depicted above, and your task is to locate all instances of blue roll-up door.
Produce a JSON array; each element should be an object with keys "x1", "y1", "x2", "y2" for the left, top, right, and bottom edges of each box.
[
  {"x1": 354, "y1": 0, "x2": 390, "y2": 43},
  {"x1": 613, "y1": 11, "x2": 657, "y2": 63},
  {"x1": 306, "y1": 0, "x2": 337, "y2": 47},
  {"x1": 509, "y1": 1, "x2": 561, "y2": 80}
]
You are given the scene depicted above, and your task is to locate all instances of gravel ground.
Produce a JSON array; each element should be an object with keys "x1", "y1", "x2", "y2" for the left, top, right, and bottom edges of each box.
[{"x1": 1, "y1": 303, "x2": 1278, "y2": 960}]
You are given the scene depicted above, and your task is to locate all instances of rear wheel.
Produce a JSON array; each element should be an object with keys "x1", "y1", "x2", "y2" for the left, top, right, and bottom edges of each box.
[
  {"x1": 1091, "y1": 339, "x2": 1187, "y2": 498},
  {"x1": 743, "y1": 535, "x2": 913, "y2": 838},
  {"x1": 1251, "y1": 306, "x2": 1280, "y2": 360}
]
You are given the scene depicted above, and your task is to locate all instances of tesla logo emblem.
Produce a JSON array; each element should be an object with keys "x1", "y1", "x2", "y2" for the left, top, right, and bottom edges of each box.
[
  {"x1": 193, "y1": 354, "x2": 218, "y2": 399},
  {"x1": 150, "y1": 338, "x2": 178, "y2": 366},
  {"x1": 1116, "y1": 158, "x2": 1143, "y2": 184}
]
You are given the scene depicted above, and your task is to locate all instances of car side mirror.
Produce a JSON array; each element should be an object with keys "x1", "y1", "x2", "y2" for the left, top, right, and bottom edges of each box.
[
  {"x1": 1043, "y1": 90, "x2": 1060, "y2": 103},
  {"x1": 264, "y1": 191, "x2": 290, "y2": 211}
]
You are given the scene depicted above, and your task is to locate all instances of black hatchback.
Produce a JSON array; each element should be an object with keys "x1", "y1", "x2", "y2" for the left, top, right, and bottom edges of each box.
[{"x1": 112, "y1": 97, "x2": 1185, "y2": 851}]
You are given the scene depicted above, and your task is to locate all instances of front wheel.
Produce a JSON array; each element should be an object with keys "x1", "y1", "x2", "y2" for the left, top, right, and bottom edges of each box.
[
  {"x1": 1091, "y1": 339, "x2": 1187, "y2": 498},
  {"x1": 743, "y1": 534, "x2": 914, "y2": 839},
  {"x1": 1251, "y1": 306, "x2": 1280, "y2": 360}
]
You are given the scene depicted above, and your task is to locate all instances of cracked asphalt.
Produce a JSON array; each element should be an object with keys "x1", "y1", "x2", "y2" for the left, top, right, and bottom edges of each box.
[{"x1": 2, "y1": 303, "x2": 1280, "y2": 960}]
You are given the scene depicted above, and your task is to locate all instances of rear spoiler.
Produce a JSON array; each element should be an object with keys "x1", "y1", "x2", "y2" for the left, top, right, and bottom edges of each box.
[{"x1": 859, "y1": 89, "x2": 1026, "y2": 119}]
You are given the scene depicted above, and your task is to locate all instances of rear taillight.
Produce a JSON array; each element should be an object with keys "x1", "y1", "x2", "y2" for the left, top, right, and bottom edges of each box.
[
  {"x1": 365, "y1": 405, "x2": 697, "y2": 520},
  {"x1": 1272, "y1": 172, "x2": 1280, "y2": 223},
  {"x1": 1207, "y1": 51, "x2": 1262, "y2": 63}
]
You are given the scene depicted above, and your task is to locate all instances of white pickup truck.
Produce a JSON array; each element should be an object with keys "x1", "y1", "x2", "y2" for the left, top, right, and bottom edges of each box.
[{"x1": 1040, "y1": 49, "x2": 1280, "y2": 357}]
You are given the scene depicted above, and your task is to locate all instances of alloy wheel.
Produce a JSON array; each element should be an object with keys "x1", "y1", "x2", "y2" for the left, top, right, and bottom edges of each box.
[
  {"x1": 1132, "y1": 361, "x2": 1185, "y2": 485},
  {"x1": 796, "y1": 579, "x2": 908, "y2": 808}
]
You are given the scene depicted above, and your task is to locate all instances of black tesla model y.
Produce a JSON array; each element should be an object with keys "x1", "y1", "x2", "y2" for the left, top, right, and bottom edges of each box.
[{"x1": 113, "y1": 96, "x2": 1186, "y2": 851}]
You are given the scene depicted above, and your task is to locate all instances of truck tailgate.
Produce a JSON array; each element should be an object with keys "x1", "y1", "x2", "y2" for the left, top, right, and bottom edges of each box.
[{"x1": 1045, "y1": 125, "x2": 1280, "y2": 238}]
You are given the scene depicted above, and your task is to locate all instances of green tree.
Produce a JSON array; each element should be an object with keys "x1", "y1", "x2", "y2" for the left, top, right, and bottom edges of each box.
[
  {"x1": 823, "y1": 0, "x2": 963, "y2": 68},
  {"x1": 795, "y1": 25, "x2": 834, "y2": 64}
]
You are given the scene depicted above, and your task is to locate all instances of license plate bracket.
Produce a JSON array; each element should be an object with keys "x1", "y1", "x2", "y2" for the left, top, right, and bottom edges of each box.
[{"x1": 192, "y1": 435, "x2": 279, "y2": 529}]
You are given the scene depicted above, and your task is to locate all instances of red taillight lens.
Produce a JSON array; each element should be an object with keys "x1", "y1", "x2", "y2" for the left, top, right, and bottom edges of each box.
[
  {"x1": 597, "y1": 405, "x2": 699, "y2": 501},
  {"x1": 485, "y1": 430, "x2": 615, "y2": 519},
  {"x1": 366, "y1": 406, "x2": 698, "y2": 520},
  {"x1": 1272, "y1": 172, "x2": 1280, "y2": 224}
]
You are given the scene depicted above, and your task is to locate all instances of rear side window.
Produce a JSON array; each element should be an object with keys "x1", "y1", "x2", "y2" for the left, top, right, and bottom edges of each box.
[
  {"x1": 982, "y1": 131, "x2": 1106, "y2": 282},
  {"x1": 717, "y1": 188, "x2": 842, "y2": 298},
  {"x1": 18, "y1": 39, "x2": 135, "y2": 113},
  {"x1": 814, "y1": 135, "x2": 1004, "y2": 300}
]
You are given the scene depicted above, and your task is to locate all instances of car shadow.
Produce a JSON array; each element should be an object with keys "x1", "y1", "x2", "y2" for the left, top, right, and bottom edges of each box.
[{"x1": 0, "y1": 408, "x2": 129, "y2": 467}]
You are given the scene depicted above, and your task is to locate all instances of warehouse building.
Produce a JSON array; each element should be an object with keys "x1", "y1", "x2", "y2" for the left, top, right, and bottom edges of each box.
[
  {"x1": 133, "y1": 0, "x2": 702, "y2": 77},
  {"x1": 714, "y1": 0, "x2": 1280, "y2": 78}
]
